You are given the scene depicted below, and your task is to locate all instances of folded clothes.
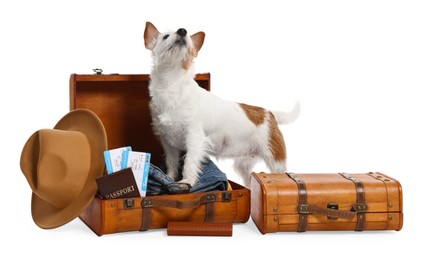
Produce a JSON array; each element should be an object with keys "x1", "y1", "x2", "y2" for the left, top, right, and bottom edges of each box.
[{"x1": 147, "y1": 159, "x2": 228, "y2": 196}]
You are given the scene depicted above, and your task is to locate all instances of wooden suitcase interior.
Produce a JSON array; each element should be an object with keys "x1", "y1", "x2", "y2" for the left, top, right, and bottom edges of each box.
[{"x1": 70, "y1": 73, "x2": 210, "y2": 166}]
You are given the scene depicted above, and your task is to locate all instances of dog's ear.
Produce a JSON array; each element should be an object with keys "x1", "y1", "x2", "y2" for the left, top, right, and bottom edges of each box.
[
  {"x1": 144, "y1": 21, "x2": 160, "y2": 50},
  {"x1": 191, "y1": 32, "x2": 205, "y2": 53}
]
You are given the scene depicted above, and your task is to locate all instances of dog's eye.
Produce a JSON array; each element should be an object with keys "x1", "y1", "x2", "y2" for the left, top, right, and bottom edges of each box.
[{"x1": 163, "y1": 34, "x2": 169, "y2": 40}]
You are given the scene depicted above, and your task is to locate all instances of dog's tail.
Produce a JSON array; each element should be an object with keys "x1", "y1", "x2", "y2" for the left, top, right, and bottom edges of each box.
[{"x1": 271, "y1": 101, "x2": 301, "y2": 125}]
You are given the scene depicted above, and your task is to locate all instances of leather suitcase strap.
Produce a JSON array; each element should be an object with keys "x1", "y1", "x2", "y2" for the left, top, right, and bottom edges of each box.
[
  {"x1": 140, "y1": 193, "x2": 216, "y2": 231},
  {"x1": 286, "y1": 172, "x2": 308, "y2": 232},
  {"x1": 339, "y1": 172, "x2": 368, "y2": 231},
  {"x1": 286, "y1": 172, "x2": 358, "y2": 232}
]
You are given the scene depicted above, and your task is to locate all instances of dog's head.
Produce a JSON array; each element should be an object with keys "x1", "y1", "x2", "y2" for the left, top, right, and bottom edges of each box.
[{"x1": 144, "y1": 22, "x2": 205, "y2": 70}]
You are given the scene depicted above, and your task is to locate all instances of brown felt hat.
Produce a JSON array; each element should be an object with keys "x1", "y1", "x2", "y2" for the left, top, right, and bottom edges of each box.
[{"x1": 20, "y1": 109, "x2": 107, "y2": 229}]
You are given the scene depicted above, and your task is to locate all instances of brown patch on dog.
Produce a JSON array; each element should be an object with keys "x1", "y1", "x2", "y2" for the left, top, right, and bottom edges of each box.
[
  {"x1": 182, "y1": 48, "x2": 197, "y2": 70},
  {"x1": 268, "y1": 112, "x2": 287, "y2": 161},
  {"x1": 239, "y1": 103, "x2": 266, "y2": 126}
]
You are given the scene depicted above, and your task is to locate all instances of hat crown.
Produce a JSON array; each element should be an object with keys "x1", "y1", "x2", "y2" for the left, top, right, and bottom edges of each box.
[
  {"x1": 22, "y1": 129, "x2": 91, "y2": 209},
  {"x1": 20, "y1": 109, "x2": 107, "y2": 229}
]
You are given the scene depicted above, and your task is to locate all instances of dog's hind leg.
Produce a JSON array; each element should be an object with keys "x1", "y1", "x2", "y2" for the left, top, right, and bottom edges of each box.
[
  {"x1": 262, "y1": 111, "x2": 288, "y2": 173},
  {"x1": 262, "y1": 142, "x2": 288, "y2": 173},
  {"x1": 267, "y1": 159, "x2": 287, "y2": 173},
  {"x1": 233, "y1": 156, "x2": 259, "y2": 187}
]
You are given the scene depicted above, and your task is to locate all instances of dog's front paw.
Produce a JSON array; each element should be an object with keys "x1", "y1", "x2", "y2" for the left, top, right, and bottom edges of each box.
[
  {"x1": 178, "y1": 178, "x2": 197, "y2": 187},
  {"x1": 179, "y1": 167, "x2": 200, "y2": 187}
]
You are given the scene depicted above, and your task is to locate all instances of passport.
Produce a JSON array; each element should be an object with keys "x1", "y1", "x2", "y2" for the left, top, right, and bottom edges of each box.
[{"x1": 96, "y1": 168, "x2": 141, "y2": 199}]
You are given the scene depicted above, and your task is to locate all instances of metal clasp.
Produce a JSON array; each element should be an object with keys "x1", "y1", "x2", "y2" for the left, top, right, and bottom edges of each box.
[
  {"x1": 93, "y1": 68, "x2": 103, "y2": 75},
  {"x1": 124, "y1": 198, "x2": 135, "y2": 209},
  {"x1": 327, "y1": 203, "x2": 339, "y2": 220},
  {"x1": 352, "y1": 203, "x2": 368, "y2": 213},
  {"x1": 222, "y1": 192, "x2": 232, "y2": 202}
]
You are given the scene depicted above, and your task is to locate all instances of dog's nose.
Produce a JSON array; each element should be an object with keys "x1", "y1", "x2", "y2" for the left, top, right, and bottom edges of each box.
[{"x1": 177, "y1": 28, "x2": 187, "y2": 37}]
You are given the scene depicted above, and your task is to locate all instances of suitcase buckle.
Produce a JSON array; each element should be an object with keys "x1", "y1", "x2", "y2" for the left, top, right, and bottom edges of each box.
[
  {"x1": 298, "y1": 204, "x2": 309, "y2": 214},
  {"x1": 142, "y1": 198, "x2": 153, "y2": 208},
  {"x1": 352, "y1": 203, "x2": 368, "y2": 213},
  {"x1": 205, "y1": 194, "x2": 216, "y2": 203}
]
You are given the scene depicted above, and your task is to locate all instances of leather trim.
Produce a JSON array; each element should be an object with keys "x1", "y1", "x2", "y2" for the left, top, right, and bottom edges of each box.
[
  {"x1": 339, "y1": 172, "x2": 367, "y2": 231},
  {"x1": 140, "y1": 206, "x2": 151, "y2": 231},
  {"x1": 205, "y1": 200, "x2": 215, "y2": 222},
  {"x1": 286, "y1": 172, "x2": 308, "y2": 232}
]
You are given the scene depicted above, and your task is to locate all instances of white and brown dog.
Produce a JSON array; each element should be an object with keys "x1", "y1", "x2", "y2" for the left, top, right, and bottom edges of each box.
[{"x1": 144, "y1": 22, "x2": 300, "y2": 187}]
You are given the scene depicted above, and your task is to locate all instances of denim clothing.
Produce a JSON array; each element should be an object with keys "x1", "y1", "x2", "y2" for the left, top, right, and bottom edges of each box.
[{"x1": 147, "y1": 159, "x2": 228, "y2": 196}]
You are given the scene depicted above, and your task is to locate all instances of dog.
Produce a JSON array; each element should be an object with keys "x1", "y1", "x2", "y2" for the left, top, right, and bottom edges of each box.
[{"x1": 144, "y1": 21, "x2": 300, "y2": 187}]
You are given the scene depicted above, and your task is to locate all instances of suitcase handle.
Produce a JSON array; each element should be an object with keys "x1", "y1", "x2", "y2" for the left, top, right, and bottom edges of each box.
[
  {"x1": 141, "y1": 193, "x2": 216, "y2": 209},
  {"x1": 140, "y1": 193, "x2": 216, "y2": 231},
  {"x1": 298, "y1": 204, "x2": 356, "y2": 219}
]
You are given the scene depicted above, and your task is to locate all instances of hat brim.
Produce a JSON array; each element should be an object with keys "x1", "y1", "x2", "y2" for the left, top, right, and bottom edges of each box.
[{"x1": 31, "y1": 109, "x2": 107, "y2": 229}]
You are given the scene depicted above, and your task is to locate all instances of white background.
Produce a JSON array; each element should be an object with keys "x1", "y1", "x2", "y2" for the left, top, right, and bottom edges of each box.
[{"x1": 1, "y1": 0, "x2": 424, "y2": 259}]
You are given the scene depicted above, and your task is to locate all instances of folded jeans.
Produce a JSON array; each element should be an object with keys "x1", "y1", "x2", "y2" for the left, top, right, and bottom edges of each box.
[{"x1": 147, "y1": 159, "x2": 228, "y2": 196}]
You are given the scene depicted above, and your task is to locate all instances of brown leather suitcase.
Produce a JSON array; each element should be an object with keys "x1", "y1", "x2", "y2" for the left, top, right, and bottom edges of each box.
[
  {"x1": 70, "y1": 73, "x2": 250, "y2": 235},
  {"x1": 81, "y1": 180, "x2": 249, "y2": 235},
  {"x1": 251, "y1": 172, "x2": 403, "y2": 233}
]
